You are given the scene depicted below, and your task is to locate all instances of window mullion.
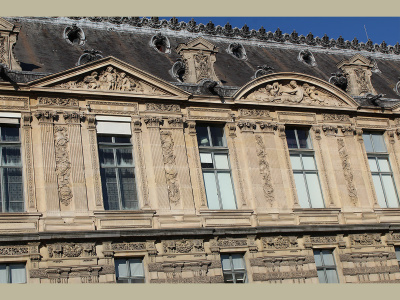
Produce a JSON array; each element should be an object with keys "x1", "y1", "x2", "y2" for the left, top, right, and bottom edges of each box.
[{"x1": 113, "y1": 148, "x2": 123, "y2": 210}]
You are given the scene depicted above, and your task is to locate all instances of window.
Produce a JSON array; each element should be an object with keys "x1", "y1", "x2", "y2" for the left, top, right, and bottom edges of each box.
[
  {"x1": 196, "y1": 124, "x2": 237, "y2": 210},
  {"x1": 221, "y1": 254, "x2": 247, "y2": 283},
  {"x1": 313, "y1": 249, "x2": 339, "y2": 283},
  {"x1": 0, "y1": 125, "x2": 24, "y2": 213},
  {"x1": 0, "y1": 263, "x2": 26, "y2": 283},
  {"x1": 363, "y1": 132, "x2": 399, "y2": 208},
  {"x1": 98, "y1": 135, "x2": 139, "y2": 210},
  {"x1": 115, "y1": 258, "x2": 145, "y2": 283},
  {"x1": 286, "y1": 128, "x2": 324, "y2": 208},
  {"x1": 395, "y1": 247, "x2": 400, "y2": 266}
]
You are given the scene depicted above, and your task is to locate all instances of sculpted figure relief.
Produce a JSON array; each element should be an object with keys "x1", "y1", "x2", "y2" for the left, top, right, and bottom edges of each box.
[
  {"x1": 244, "y1": 80, "x2": 342, "y2": 106},
  {"x1": 55, "y1": 66, "x2": 167, "y2": 95}
]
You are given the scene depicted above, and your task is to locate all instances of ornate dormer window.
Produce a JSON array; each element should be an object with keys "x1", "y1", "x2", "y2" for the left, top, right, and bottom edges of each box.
[
  {"x1": 170, "y1": 59, "x2": 186, "y2": 82},
  {"x1": 227, "y1": 43, "x2": 247, "y2": 60},
  {"x1": 151, "y1": 33, "x2": 171, "y2": 54},
  {"x1": 298, "y1": 49, "x2": 317, "y2": 67},
  {"x1": 77, "y1": 49, "x2": 103, "y2": 66},
  {"x1": 64, "y1": 24, "x2": 85, "y2": 46}
]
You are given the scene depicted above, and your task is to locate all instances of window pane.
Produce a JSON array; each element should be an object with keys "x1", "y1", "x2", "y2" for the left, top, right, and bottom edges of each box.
[
  {"x1": 114, "y1": 136, "x2": 131, "y2": 144},
  {"x1": 234, "y1": 273, "x2": 246, "y2": 283},
  {"x1": 9, "y1": 264, "x2": 26, "y2": 284},
  {"x1": 210, "y1": 126, "x2": 225, "y2": 147},
  {"x1": 372, "y1": 175, "x2": 387, "y2": 208},
  {"x1": 371, "y1": 133, "x2": 386, "y2": 152},
  {"x1": 232, "y1": 254, "x2": 245, "y2": 270},
  {"x1": 297, "y1": 129, "x2": 310, "y2": 149},
  {"x1": 119, "y1": 168, "x2": 138, "y2": 210},
  {"x1": 381, "y1": 175, "x2": 399, "y2": 208},
  {"x1": 317, "y1": 270, "x2": 327, "y2": 283},
  {"x1": 203, "y1": 172, "x2": 220, "y2": 209},
  {"x1": 99, "y1": 148, "x2": 115, "y2": 166},
  {"x1": 115, "y1": 260, "x2": 128, "y2": 278},
  {"x1": 2, "y1": 147, "x2": 22, "y2": 166},
  {"x1": 4, "y1": 168, "x2": 23, "y2": 213},
  {"x1": 325, "y1": 269, "x2": 339, "y2": 283},
  {"x1": 368, "y1": 158, "x2": 378, "y2": 172},
  {"x1": 322, "y1": 250, "x2": 335, "y2": 266},
  {"x1": 395, "y1": 247, "x2": 400, "y2": 263},
  {"x1": 362, "y1": 133, "x2": 373, "y2": 152},
  {"x1": 1, "y1": 126, "x2": 19, "y2": 142},
  {"x1": 302, "y1": 155, "x2": 316, "y2": 170},
  {"x1": 223, "y1": 273, "x2": 234, "y2": 283},
  {"x1": 290, "y1": 154, "x2": 302, "y2": 170},
  {"x1": 293, "y1": 173, "x2": 310, "y2": 208},
  {"x1": 196, "y1": 126, "x2": 210, "y2": 147},
  {"x1": 285, "y1": 129, "x2": 298, "y2": 148},
  {"x1": 306, "y1": 173, "x2": 325, "y2": 208},
  {"x1": 200, "y1": 153, "x2": 213, "y2": 168},
  {"x1": 313, "y1": 250, "x2": 322, "y2": 266},
  {"x1": 214, "y1": 154, "x2": 229, "y2": 169},
  {"x1": 221, "y1": 255, "x2": 231, "y2": 270},
  {"x1": 101, "y1": 168, "x2": 120, "y2": 210},
  {"x1": 218, "y1": 172, "x2": 236, "y2": 209},
  {"x1": 97, "y1": 136, "x2": 113, "y2": 143},
  {"x1": 377, "y1": 158, "x2": 390, "y2": 172},
  {"x1": 116, "y1": 148, "x2": 134, "y2": 167},
  {"x1": 130, "y1": 278, "x2": 145, "y2": 283},
  {"x1": 0, "y1": 265, "x2": 7, "y2": 283},
  {"x1": 129, "y1": 259, "x2": 144, "y2": 277}
]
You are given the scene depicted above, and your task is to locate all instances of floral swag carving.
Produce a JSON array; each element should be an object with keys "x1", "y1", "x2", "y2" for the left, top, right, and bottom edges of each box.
[
  {"x1": 160, "y1": 131, "x2": 180, "y2": 204},
  {"x1": 255, "y1": 136, "x2": 274, "y2": 206},
  {"x1": 243, "y1": 80, "x2": 344, "y2": 106}
]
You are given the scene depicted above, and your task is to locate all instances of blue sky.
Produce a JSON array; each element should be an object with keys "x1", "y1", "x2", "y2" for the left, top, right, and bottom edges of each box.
[{"x1": 162, "y1": 17, "x2": 400, "y2": 46}]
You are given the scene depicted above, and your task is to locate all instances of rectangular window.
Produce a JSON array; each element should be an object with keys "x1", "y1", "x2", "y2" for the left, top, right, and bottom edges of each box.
[
  {"x1": 313, "y1": 249, "x2": 339, "y2": 283},
  {"x1": 98, "y1": 135, "x2": 139, "y2": 210},
  {"x1": 115, "y1": 258, "x2": 145, "y2": 283},
  {"x1": 395, "y1": 247, "x2": 400, "y2": 266},
  {"x1": 363, "y1": 132, "x2": 399, "y2": 208},
  {"x1": 0, "y1": 125, "x2": 24, "y2": 213},
  {"x1": 0, "y1": 263, "x2": 26, "y2": 283},
  {"x1": 196, "y1": 124, "x2": 237, "y2": 210},
  {"x1": 221, "y1": 254, "x2": 247, "y2": 283},
  {"x1": 286, "y1": 128, "x2": 324, "y2": 208}
]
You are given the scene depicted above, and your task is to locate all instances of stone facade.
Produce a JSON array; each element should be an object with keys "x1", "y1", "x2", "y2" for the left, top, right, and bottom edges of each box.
[{"x1": 0, "y1": 17, "x2": 400, "y2": 283}]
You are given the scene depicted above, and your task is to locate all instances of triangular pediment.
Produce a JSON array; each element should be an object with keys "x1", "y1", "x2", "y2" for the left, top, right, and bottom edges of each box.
[
  {"x1": 337, "y1": 54, "x2": 373, "y2": 69},
  {"x1": 0, "y1": 18, "x2": 15, "y2": 31},
  {"x1": 176, "y1": 37, "x2": 218, "y2": 53},
  {"x1": 234, "y1": 73, "x2": 359, "y2": 109},
  {"x1": 28, "y1": 56, "x2": 191, "y2": 99}
]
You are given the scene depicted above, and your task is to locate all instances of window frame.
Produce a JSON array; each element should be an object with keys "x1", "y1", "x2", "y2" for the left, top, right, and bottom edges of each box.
[
  {"x1": 97, "y1": 134, "x2": 140, "y2": 211},
  {"x1": 197, "y1": 124, "x2": 237, "y2": 210},
  {"x1": 0, "y1": 124, "x2": 24, "y2": 213},
  {"x1": 220, "y1": 253, "x2": 248, "y2": 284},
  {"x1": 286, "y1": 127, "x2": 325, "y2": 208},
  {"x1": 114, "y1": 257, "x2": 145, "y2": 283},
  {"x1": 313, "y1": 249, "x2": 339, "y2": 284},
  {"x1": 0, "y1": 263, "x2": 26, "y2": 284},
  {"x1": 363, "y1": 131, "x2": 400, "y2": 208}
]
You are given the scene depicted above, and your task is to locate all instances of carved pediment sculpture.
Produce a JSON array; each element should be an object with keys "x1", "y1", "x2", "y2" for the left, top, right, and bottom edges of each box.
[
  {"x1": 242, "y1": 80, "x2": 345, "y2": 107},
  {"x1": 176, "y1": 37, "x2": 220, "y2": 84},
  {"x1": 50, "y1": 65, "x2": 171, "y2": 96},
  {"x1": 336, "y1": 54, "x2": 377, "y2": 96},
  {"x1": 0, "y1": 17, "x2": 21, "y2": 71}
]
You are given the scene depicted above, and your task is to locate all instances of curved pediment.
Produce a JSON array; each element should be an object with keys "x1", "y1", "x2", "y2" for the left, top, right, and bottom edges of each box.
[
  {"x1": 28, "y1": 56, "x2": 191, "y2": 99},
  {"x1": 234, "y1": 73, "x2": 359, "y2": 109}
]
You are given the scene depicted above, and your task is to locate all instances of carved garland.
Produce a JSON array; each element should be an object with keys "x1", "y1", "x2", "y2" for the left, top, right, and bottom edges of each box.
[
  {"x1": 160, "y1": 131, "x2": 180, "y2": 205},
  {"x1": 38, "y1": 97, "x2": 79, "y2": 106},
  {"x1": 337, "y1": 138, "x2": 358, "y2": 205},
  {"x1": 255, "y1": 135, "x2": 274, "y2": 206}
]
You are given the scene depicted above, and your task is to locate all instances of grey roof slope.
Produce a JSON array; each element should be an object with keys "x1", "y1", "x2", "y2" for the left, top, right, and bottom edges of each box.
[{"x1": 4, "y1": 17, "x2": 400, "y2": 102}]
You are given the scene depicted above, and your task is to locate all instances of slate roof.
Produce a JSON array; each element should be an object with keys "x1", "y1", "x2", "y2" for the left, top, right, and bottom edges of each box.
[{"x1": 3, "y1": 17, "x2": 400, "y2": 105}]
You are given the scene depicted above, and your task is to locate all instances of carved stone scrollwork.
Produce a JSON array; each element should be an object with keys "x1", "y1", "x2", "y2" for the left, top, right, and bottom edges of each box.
[
  {"x1": 143, "y1": 116, "x2": 163, "y2": 128},
  {"x1": 217, "y1": 238, "x2": 248, "y2": 248},
  {"x1": 341, "y1": 126, "x2": 355, "y2": 136},
  {"x1": 63, "y1": 111, "x2": 85, "y2": 123},
  {"x1": 146, "y1": 103, "x2": 180, "y2": 112},
  {"x1": 239, "y1": 108, "x2": 271, "y2": 118},
  {"x1": 386, "y1": 232, "x2": 400, "y2": 246},
  {"x1": 160, "y1": 131, "x2": 180, "y2": 205},
  {"x1": 262, "y1": 236, "x2": 298, "y2": 250},
  {"x1": 34, "y1": 110, "x2": 59, "y2": 122},
  {"x1": 259, "y1": 122, "x2": 277, "y2": 133},
  {"x1": 255, "y1": 135, "x2": 274, "y2": 206},
  {"x1": 323, "y1": 113, "x2": 350, "y2": 122},
  {"x1": 356, "y1": 129, "x2": 364, "y2": 142},
  {"x1": 132, "y1": 120, "x2": 141, "y2": 132},
  {"x1": 387, "y1": 130, "x2": 395, "y2": 144},
  {"x1": 111, "y1": 242, "x2": 146, "y2": 251},
  {"x1": 312, "y1": 126, "x2": 322, "y2": 140},
  {"x1": 350, "y1": 233, "x2": 382, "y2": 247},
  {"x1": 338, "y1": 138, "x2": 358, "y2": 206},
  {"x1": 162, "y1": 239, "x2": 204, "y2": 254},
  {"x1": 237, "y1": 121, "x2": 256, "y2": 132},
  {"x1": 0, "y1": 245, "x2": 29, "y2": 256},
  {"x1": 54, "y1": 126, "x2": 73, "y2": 206},
  {"x1": 186, "y1": 120, "x2": 196, "y2": 135},
  {"x1": 38, "y1": 97, "x2": 79, "y2": 107},
  {"x1": 322, "y1": 125, "x2": 338, "y2": 136},
  {"x1": 227, "y1": 122, "x2": 236, "y2": 137},
  {"x1": 22, "y1": 112, "x2": 32, "y2": 126},
  {"x1": 167, "y1": 117, "x2": 184, "y2": 128},
  {"x1": 48, "y1": 243, "x2": 96, "y2": 258},
  {"x1": 277, "y1": 124, "x2": 286, "y2": 138}
]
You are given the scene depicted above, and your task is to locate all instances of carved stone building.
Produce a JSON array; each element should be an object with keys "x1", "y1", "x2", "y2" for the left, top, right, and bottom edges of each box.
[{"x1": 1, "y1": 16, "x2": 400, "y2": 283}]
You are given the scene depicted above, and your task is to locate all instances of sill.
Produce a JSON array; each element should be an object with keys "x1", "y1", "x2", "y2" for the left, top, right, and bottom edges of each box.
[
  {"x1": 374, "y1": 208, "x2": 400, "y2": 213},
  {"x1": 0, "y1": 212, "x2": 42, "y2": 217},
  {"x1": 293, "y1": 208, "x2": 341, "y2": 213},
  {"x1": 93, "y1": 210, "x2": 156, "y2": 216},
  {"x1": 198, "y1": 209, "x2": 254, "y2": 215}
]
